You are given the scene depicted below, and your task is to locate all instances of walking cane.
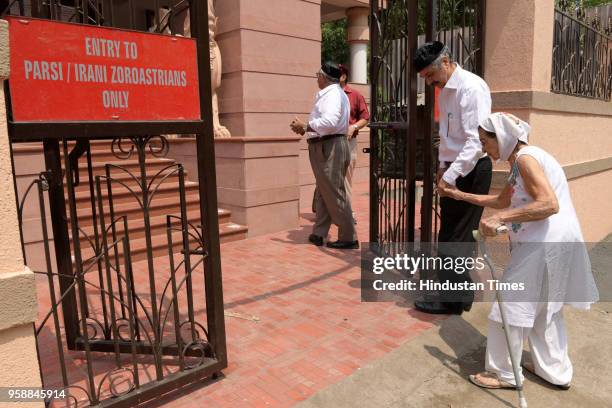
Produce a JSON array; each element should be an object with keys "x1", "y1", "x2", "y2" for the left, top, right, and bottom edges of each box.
[{"x1": 473, "y1": 226, "x2": 528, "y2": 408}]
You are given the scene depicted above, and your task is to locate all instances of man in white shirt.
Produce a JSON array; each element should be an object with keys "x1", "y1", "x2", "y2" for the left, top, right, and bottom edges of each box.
[
  {"x1": 414, "y1": 41, "x2": 493, "y2": 315},
  {"x1": 290, "y1": 62, "x2": 358, "y2": 249}
]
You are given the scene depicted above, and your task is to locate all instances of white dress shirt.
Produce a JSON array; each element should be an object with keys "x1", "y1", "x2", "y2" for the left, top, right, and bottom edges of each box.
[
  {"x1": 438, "y1": 64, "x2": 492, "y2": 186},
  {"x1": 307, "y1": 83, "x2": 350, "y2": 139}
]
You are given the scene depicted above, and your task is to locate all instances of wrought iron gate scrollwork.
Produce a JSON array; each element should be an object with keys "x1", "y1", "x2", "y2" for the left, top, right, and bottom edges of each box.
[
  {"x1": 15, "y1": 136, "x2": 217, "y2": 406},
  {"x1": 551, "y1": 6, "x2": 612, "y2": 102},
  {"x1": 6, "y1": 1, "x2": 227, "y2": 406},
  {"x1": 369, "y1": 0, "x2": 485, "y2": 252}
]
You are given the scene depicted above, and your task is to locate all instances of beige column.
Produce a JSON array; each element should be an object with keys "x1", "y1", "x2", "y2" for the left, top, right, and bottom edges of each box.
[
  {"x1": 346, "y1": 7, "x2": 370, "y2": 84},
  {"x1": 0, "y1": 19, "x2": 44, "y2": 407},
  {"x1": 214, "y1": 0, "x2": 321, "y2": 211},
  {"x1": 485, "y1": 0, "x2": 555, "y2": 92}
]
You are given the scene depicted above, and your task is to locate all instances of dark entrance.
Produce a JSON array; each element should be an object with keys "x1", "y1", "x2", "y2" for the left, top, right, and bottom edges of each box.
[
  {"x1": 3, "y1": 1, "x2": 227, "y2": 406},
  {"x1": 368, "y1": 0, "x2": 485, "y2": 253}
]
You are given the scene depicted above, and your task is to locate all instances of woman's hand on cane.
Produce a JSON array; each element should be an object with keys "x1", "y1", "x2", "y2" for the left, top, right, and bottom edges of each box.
[{"x1": 480, "y1": 215, "x2": 504, "y2": 237}]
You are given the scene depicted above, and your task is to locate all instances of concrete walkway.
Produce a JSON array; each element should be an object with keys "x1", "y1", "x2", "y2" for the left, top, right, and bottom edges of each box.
[
  {"x1": 299, "y1": 239, "x2": 612, "y2": 408},
  {"x1": 299, "y1": 301, "x2": 612, "y2": 408}
]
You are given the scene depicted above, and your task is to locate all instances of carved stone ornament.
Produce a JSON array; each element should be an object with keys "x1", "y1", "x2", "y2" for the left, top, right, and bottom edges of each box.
[
  {"x1": 157, "y1": 0, "x2": 231, "y2": 138},
  {"x1": 208, "y1": 0, "x2": 231, "y2": 138}
]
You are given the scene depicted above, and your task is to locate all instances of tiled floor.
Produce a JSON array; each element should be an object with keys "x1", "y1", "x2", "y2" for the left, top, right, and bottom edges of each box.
[{"x1": 36, "y1": 180, "x2": 444, "y2": 407}]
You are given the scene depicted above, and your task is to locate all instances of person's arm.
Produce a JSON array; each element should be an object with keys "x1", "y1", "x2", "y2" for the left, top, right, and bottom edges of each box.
[
  {"x1": 347, "y1": 93, "x2": 370, "y2": 137},
  {"x1": 441, "y1": 86, "x2": 491, "y2": 186},
  {"x1": 347, "y1": 119, "x2": 369, "y2": 137},
  {"x1": 444, "y1": 182, "x2": 512, "y2": 209},
  {"x1": 494, "y1": 155, "x2": 559, "y2": 223},
  {"x1": 479, "y1": 155, "x2": 559, "y2": 236}
]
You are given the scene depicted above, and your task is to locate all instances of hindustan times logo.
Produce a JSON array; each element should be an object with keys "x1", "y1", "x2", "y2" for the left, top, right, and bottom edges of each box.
[{"x1": 372, "y1": 254, "x2": 486, "y2": 275}]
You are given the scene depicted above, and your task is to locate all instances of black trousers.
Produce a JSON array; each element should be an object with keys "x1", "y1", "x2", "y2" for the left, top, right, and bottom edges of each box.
[{"x1": 437, "y1": 156, "x2": 492, "y2": 309}]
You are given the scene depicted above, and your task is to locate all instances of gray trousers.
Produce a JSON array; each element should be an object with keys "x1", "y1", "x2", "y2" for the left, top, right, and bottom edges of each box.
[
  {"x1": 312, "y1": 137, "x2": 358, "y2": 213},
  {"x1": 345, "y1": 136, "x2": 358, "y2": 199},
  {"x1": 309, "y1": 136, "x2": 357, "y2": 242}
]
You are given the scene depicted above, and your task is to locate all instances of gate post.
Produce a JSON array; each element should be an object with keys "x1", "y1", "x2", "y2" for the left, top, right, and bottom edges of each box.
[
  {"x1": 484, "y1": 0, "x2": 554, "y2": 93},
  {"x1": 484, "y1": 0, "x2": 554, "y2": 190},
  {"x1": 0, "y1": 19, "x2": 44, "y2": 405}
]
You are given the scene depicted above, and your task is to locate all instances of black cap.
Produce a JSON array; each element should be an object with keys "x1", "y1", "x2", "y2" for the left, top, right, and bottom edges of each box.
[
  {"x1": 321, "y1": 62, "x2": 342, "y2": 81},
  {"x1": 413, "y1": 41, "x2": 445, "y2": 72}
]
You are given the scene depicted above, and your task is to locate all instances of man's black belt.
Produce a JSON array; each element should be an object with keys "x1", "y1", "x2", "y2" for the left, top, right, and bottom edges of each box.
[{"x1": 307, "y1": 134, "x2": 344, "y2": 145}]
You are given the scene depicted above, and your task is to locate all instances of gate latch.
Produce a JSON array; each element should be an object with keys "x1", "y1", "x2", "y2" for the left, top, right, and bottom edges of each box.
[{"x1": 362, "y1": 148, "x2": 371, "y2": 154}]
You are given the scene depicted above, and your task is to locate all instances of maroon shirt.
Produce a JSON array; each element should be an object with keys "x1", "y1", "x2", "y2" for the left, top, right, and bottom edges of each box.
[{"x1": 344, "y1": 85, "x2": 370, "y2": 125}]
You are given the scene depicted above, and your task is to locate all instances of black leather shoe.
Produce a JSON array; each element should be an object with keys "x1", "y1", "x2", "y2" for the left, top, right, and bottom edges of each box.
[
  {"x1": 326, "y1": 240, "x2": 359, "y2": 249},
  {"x1": 414, "y1": 301, "x2": 463, "y2": 315},
  {"x1": 308, "y1": 234, "x2": 323, "y2": 246},
  {"x1": 445, "y1": 302, "x2": 473, "y2": 312}
]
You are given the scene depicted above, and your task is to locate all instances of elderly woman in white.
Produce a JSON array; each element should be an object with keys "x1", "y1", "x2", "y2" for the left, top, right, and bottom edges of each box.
[{"x1": 440, "y1": 112, "x2": 599, "y2": 390}]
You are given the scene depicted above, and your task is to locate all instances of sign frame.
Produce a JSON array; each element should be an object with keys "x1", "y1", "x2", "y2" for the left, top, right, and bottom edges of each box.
[{"x1": 4, "y1": 16, "x2": 206, "y2": 141}]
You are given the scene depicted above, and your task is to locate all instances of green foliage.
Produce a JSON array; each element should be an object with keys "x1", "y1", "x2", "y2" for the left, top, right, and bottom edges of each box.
[
  {"x1": 557, "y1": 0, "x2": 612, "y2": 8},
  {"x1": 583, "y1": 0, "x2": 612, "y2": 6},
  {"x1": 321, "y1": 18, "x2": 349, "y2": 65},
  {"x1": 321, "y1": 1, "x2": 482, "y2": 64}
]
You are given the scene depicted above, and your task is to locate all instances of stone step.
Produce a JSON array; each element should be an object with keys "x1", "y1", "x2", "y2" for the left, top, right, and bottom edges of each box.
[
  {"x1": 66, "y1": 170, "x2": 190, "y2": 193},
  {"x1": 12, "y1": 141, "x2": 166, "y2": 161},
  {"x1": 13, "y1": 140, "x2": 248, "y2": 267},
  {"x1": 73, "y1": 180, "x2": 200, "y2": 204},
  {"x1": 79, "y1": 222, "x2": 248, "y2": 263},
  {"x1": 69, "y1": 193, "x2": 203, "y2": 227},
  {"x1": 70, "y1": 157, "x2": 177, "y2": 178},
  {"x1": 70, "y1": 208, "x2": 232, "y2": 241},
  {"x1": 63, "y1": 146, "x2": 169, "y2": 163}
]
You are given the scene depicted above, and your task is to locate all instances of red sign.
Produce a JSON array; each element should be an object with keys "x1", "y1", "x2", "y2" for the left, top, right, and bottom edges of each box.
[{"x1": 6, "y1": 17, "x2": 201, "y2": 122}]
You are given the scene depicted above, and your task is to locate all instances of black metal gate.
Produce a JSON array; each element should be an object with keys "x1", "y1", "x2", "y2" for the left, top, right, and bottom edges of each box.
[
  {"x1": 3, "y1": 1, "x2": 227, "y2": 406},
  {"x1": 368, "y1": 0, "x2": 485, "y2": 253}
]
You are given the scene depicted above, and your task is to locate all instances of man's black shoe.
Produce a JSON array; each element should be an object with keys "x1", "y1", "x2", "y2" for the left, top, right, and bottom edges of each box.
[
  {"x1": 308, "y1": 234, "x2": 324, "y2": 246},
  {"x1": 445, "y1": 302, "x2": 473, "y2": 312},
  {"x1": 326, "y1": 240, "x2": 359, "y2": 249},
  {"x1": 414, "y1": 301, "x2": 463, "y2": 315}
]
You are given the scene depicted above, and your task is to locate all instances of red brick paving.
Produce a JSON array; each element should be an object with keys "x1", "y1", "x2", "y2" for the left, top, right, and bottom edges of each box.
[
  {"x1": 35, "y1": 181, "x2": 444, "y2": 407},
  {"x1": 151, "y1": 181, "x2": 442, "y2": 407}
]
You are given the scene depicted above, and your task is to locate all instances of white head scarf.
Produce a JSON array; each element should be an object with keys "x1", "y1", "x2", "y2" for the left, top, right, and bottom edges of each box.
[{"x1": 479, "y1": 112, "x2": 531, "y2": 162}]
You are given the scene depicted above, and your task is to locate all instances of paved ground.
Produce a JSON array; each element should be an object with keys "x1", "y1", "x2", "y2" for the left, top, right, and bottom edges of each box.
[
  {"x1": 36, "y1": 180, "x2": 440, "y2": 406},
  {"x1": 157, "y1": 184, "x2": 612, "y2": 408},
  {"x1": 36, "y1": 180, "x2": 611, "y2": 407},
  {"x1": 298, "y1": 301, "x2": 612, "y2": 408},
  {"x1": 146, "y1": 181, "x2": 444, "y2": 407},
  {"x1": 298, "y1": 238, "x2": 612, "y2": 408}
]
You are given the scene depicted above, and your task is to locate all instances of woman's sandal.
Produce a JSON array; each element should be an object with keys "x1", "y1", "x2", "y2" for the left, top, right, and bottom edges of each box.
[
  {"x1": 469, "y1": 371, "x2": 517, "y2": 389},
  {"x1": 521, "y1": 361, "x2": 571, "y2": 390}
]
